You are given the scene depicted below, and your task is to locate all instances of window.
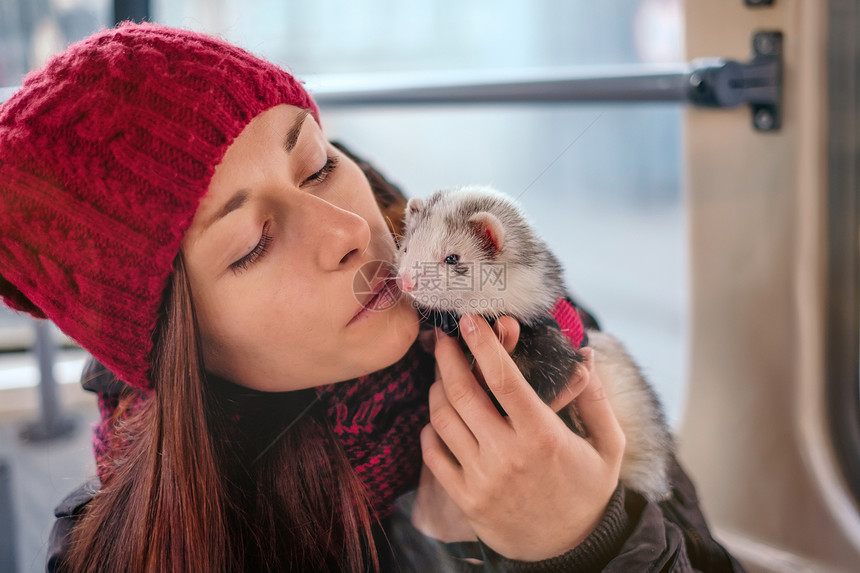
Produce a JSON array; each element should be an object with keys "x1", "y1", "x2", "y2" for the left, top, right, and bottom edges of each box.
[
  {"x1": 0, "y1": 2, "x2": 692, "y2": 570},
  {"x1": 0, "y1": 0, "x2": 110, "y2": 88},
  {"x1": 154, "y1": 0, "x2": 688, "y2": 425},
  {"x1": 0, "y1": 0, "x2": 689, "y2": 426}
]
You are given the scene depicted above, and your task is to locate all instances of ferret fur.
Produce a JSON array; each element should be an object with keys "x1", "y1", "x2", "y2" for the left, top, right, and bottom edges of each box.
[{"x1": 396, "y1": 185, "x2": 674, "y2": 502}]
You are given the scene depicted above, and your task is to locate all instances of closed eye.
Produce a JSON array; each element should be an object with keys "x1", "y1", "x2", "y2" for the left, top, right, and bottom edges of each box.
[
  {"x1": 230, "y1": 222, "x2": 273, "y2": 274},
  {"x1": 302, "y1": 155, "x2": 339, "y2": 186}
]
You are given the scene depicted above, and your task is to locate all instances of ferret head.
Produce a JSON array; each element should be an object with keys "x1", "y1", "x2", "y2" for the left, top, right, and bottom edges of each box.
[{"x1": 396, "y1": 185, "x2": 563, "y2": 321}]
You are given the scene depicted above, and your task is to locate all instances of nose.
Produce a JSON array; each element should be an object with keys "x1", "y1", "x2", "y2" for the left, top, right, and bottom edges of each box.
[
  {"x1": 398, "y1": 270, "x2": 414, "y2": 292},
  {"x1": 312, "y1": 199, "x2": 372, "y2": 271}
]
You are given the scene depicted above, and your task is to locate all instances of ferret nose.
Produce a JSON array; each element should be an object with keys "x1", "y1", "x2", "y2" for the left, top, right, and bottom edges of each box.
[{"x1": 397, "y1": 271, "x2": 414, "y2": 293}]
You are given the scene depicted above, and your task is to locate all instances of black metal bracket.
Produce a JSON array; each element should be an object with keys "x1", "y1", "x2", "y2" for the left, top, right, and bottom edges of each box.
[{"x1": 687, "y1": 31, "x2": 783, "y2": 131}]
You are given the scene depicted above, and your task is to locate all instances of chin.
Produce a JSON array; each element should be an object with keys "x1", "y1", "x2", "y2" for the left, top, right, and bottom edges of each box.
[{"x1": 362, "y1": 301, "x2": 420, "y2": 374}]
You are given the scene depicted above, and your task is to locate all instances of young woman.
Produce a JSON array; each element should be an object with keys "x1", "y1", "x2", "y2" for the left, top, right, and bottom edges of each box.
[{"x1": 0, "y1": 23, "x2": 744, "y2": 572}]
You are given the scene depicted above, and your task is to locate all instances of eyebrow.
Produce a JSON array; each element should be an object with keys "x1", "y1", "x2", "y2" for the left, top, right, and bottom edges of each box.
[
  {"x1": 201, "y1": 111, "x2": 311, "y2": 233},
  {"x1": 202, "y1": 189, "x2": 250, "y2": 232},
  {"x1": 284, "y1": 109, "x2": 310, "y2": 152}
]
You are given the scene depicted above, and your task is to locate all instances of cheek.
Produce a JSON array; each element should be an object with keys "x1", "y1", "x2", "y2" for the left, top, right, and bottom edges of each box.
[
  {"x1": 198, "y1": 278, "x2": 331, "y2": 382},
  {"x1": 207, "y1": 277, "x2": 308, "y2": 344},
  {"x1": 194, "y1": 283, "x2": 257, "y2": 366}
]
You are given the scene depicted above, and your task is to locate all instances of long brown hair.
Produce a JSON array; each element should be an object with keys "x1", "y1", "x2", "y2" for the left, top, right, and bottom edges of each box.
[{"x1": 63, "y1": 252, "x2": 379, "y2": 572}]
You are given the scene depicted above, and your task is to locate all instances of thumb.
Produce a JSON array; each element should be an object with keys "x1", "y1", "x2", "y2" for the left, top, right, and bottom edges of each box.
[
  {"x1": 549, "y1": 347, "x2": 593, "y2": 412},
  {"x1": 472, "y1": 316, "x2": 520, "y2": 388},
  {"x1": 492, "y1": 316, "x2": 520, "y2": 355},
  {"x1": 574, "y1": 354, "x2": 625, "y2": 460}
]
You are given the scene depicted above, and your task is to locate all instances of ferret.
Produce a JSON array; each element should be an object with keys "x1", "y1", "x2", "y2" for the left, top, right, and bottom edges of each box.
[{"x1": 395, "y1": 184, "x2": 674, "y2": 502}]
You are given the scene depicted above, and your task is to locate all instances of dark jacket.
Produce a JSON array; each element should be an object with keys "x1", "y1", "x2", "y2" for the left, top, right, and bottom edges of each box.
[
  {"x1": 380, "y1": 454, "x2": 746, "y2": 572},
  {"x1": 47, "y1": 448, "x2": 745, "y2": 572}
]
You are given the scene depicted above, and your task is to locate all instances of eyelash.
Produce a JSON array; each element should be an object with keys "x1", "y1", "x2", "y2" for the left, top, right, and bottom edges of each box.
[
  {"x1": 230, "y1": 222, "x2": 273, "y2": 274},
  {"x1": 303, "y1": 155, "x2": 339, "y2": 185}
]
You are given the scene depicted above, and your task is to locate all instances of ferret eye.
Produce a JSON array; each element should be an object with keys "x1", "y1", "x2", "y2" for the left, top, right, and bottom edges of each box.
[{"x1": 445, "y1": 254, "x2": 459, "y2": 265}]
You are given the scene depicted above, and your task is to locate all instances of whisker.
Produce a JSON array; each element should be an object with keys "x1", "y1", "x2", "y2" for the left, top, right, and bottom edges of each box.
[{"x1": 385, "y1": 215, "x2": 403, "y2": 246}]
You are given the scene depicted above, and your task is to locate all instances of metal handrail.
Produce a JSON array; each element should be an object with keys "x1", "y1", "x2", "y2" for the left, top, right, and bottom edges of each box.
[
  {"x1": 302, "y1": 53, "x2": 781, "y2": 127},
  {"x1": 0, "y1": 65, "x2": 698, "y2": 107},
  {"x1": 305, "y1": 64, "x2": 690, "y2": 106},
  {"x1": 2, "y1": 43, "x2": 782, "y2": 121}
]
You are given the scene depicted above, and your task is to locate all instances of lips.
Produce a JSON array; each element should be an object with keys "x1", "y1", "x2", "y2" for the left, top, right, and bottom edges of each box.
[
  {"x1": 362, "y1": 277, "x2": 390, "y2": 308},
  {"x1": 349, "y1": 266, "x2": 399, "y2": 323}
]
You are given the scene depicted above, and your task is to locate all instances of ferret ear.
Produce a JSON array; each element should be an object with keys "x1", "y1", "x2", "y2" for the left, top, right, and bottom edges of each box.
[
  {"x1": 468, "y1": 212, "x2": 505, "y2": 257},
  {"x1": 405, "y1": 197, "x2": 424, "y2": 220}
]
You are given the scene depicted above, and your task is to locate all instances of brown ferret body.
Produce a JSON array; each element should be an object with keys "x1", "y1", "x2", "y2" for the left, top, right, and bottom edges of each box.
[{"x1": 396, "y1": 185, "x2": 674, "y2": 502}]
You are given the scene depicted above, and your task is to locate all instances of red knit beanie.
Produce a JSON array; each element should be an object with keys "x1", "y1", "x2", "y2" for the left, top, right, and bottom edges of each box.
[{"x1": 0, "y1": 22, "x2": 319, "y2": 390}]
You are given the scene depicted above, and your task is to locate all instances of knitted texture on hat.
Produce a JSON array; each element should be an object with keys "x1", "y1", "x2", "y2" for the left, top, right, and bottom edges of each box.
[{"x1": 0, "y1": 23, "x2": 318, "y2": 390}]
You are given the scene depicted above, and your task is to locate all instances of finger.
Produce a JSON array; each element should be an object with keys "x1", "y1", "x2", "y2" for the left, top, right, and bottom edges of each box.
[
  {"x1": 434, "y1": 325, "x2": 508, "y2": 440},
  {"x1": 492, "y1": 316, "x2": 520, "y2": 355},
  {"x1": 420, "y1": 423, "x2": 467, "y2": 500},
  {"x1": 548, "y1": 347, "x2": 593, "y2": 413},
  {"x1": 459, "y1": 314, "x2": 551, "y2": 426},
  {"x1": 428, "y1": 380, "x2": 479, "y2": 463},
  {"x1": 432, "y1": 328, "x2": 443, "y2": 381},
  {"x1": 575, "y1": 358, "x2": 625, "y2": 460},
  {"x1": 473, "y1": 316, "x2": 519, "y2": 387}
]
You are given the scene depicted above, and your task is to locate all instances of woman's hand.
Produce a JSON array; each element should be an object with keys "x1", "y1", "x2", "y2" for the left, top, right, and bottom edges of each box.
[
  {"x1": 420, "y1": 314, "x2": 626, "y2": 561},
  {"x1": 411, "y1": 317, "x2": 522, "y2": 544}
]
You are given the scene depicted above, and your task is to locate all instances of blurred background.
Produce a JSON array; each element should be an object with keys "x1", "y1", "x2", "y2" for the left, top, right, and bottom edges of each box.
[
  {"x1": 0, "y1": 1, "x2": 686, "y2": 570},
  {"x1": 6, "y1": 1, "x2": 859, "y2": 573}
]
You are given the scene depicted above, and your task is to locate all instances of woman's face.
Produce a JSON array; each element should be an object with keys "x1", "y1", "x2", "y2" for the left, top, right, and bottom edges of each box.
[{"x1": 181, "y1": 104, "x2": 419, "y2": 392}]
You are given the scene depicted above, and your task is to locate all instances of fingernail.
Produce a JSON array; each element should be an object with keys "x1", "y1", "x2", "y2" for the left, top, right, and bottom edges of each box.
[{"x1": 462, "y1": 315, "x2": 476, "y2": 334}]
